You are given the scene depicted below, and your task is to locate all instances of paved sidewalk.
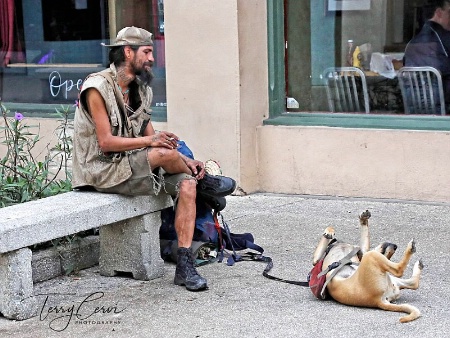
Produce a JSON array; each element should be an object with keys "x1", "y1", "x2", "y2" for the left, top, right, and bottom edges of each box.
[{"x1": 1, "y1": 193, "x2": 449, "y2": 338}]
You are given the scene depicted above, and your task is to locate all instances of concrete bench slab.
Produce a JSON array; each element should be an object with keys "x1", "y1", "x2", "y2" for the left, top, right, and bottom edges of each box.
[
  {"x1": 0, "y1": 190, "x2": 172, "y2": 320},
  {"x1": 0, "y1": 191, "x2": 172, "y2": 253}
]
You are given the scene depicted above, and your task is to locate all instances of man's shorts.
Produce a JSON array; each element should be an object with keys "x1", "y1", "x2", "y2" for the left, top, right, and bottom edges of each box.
[{"x1": 96, "y1": 148, "x2": 192, "y2": 196}]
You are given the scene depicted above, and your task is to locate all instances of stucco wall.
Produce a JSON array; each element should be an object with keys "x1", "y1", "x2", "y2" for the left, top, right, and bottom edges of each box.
[
  {"x1": 237, "y1": 0, "x2": 269, "y2": 191},
  {"x1": 164, "y1": 0, "x2": 240, "y2": 179},
  {"x1": 164, "y1": 0, "x2": 268, "y2": 192},
  {"x1": 257, "y1": 125, "x2": 450, "y2": 202},
  {"x1": 0, "y1": 117, "x2": 61, "y2": 160}
]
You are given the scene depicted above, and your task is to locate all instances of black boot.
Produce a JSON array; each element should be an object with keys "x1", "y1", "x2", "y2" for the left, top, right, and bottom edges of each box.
[
  {"x1": 174, "y1": 247, "x2": 208, "y2": 291},
  {"x1": 199, "y1": 194, "x2": 227, "y2": 212},
  {"x1": 197, "y1": 173, "x2": 236, "y2": 198}
]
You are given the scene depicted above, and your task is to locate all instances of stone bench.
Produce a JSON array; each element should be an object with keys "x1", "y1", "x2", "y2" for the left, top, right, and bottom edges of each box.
[{"x1": 0, "y1": 190, "x2": 172, "y2": 320}]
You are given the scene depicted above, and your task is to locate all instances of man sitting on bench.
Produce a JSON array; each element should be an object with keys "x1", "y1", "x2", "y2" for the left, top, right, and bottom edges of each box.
[{"x1": 72, "y1": 26, "x2": 236, "y2": 291}]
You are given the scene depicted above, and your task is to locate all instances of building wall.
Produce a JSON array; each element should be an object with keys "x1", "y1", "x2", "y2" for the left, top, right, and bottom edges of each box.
[
  {"x1": 0, "y1": 117, "x2": 61, "y2": 162},
  {"x1": 163, "y1": 0, "x2": 450, "y2": 203},
  {"x1": 257, "y1": 126, "x2": 450, "y2": 202},
  {"x1": 237, "y1": 0, "x2": 269, "y2": 191},
  {"x1": 164, "y1": 0, "x2": 268, "y2": 192}
]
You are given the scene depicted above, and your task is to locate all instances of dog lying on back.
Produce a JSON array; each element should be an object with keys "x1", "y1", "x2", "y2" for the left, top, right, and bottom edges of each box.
[{"x1": 312, "y1": 210, "x2": 423, "y2": 323}]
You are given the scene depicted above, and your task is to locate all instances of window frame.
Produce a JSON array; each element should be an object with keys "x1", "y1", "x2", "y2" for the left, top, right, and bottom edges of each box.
[{"x1": 265, "y1": 0, "x2": 450, "y2": 131}]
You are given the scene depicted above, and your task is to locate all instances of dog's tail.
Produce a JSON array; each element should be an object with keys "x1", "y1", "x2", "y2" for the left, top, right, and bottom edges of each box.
[{"x1": 378, "y1": 302, "x2": 421, "y2": 323}]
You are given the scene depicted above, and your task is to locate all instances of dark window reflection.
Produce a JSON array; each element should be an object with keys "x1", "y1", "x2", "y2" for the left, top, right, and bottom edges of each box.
[{"x1": 42, "y1": 0, "x2": 102, "y2": 41}]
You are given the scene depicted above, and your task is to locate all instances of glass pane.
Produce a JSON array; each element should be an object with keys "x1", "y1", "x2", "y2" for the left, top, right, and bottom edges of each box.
[
  {"x1": 0, "y1": 0, "x2": 166, "y2": 116},
  {"x1": 284, "y1": 0, "x2": 447, "y2": 116},
  {"x1": 0, "y1": 0, "x2": 108, "y2": 106},
  {"x1": 113, "y1": 0, "x2": 166, "y2": 111}
]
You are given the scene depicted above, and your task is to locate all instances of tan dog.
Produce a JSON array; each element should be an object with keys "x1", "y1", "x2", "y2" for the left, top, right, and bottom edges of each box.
[{"x1": 312, "y1": 210, "x2": 423, "y2": 323}]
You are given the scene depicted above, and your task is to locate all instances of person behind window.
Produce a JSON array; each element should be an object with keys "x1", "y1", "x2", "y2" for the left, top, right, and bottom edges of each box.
[
  {"x1": 404, "y1": 0, "x2": 450, "y2": 112},
  {"x1": 72, "y1": 27, "x2": 237, "y2": 291}
]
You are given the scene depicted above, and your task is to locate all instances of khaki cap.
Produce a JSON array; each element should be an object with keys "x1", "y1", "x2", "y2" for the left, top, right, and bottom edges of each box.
[{"x1": 101, "y1": 26, "x2": 153, "y2": 47}]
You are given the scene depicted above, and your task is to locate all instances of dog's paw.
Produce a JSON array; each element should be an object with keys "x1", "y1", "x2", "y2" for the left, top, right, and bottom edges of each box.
[
  {"x1": 359, "y1": 210, "x2": 371, "y2": 226},
  {"x1": 408, "y1": 239, "x2": 416, "y2": 254},
  {"x1": 417, "y1": 259, "x2": 424, "y2": 270},
  {"x1": 323, "y1": 227, "x2": 335, "y2": 239},
  {"x1": 359, "y1": 210, "x2": 371, "y2": 222}
]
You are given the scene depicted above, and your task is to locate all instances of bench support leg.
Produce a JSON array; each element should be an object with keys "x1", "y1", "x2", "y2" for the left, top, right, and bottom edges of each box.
[
  {"x1": 0, "y1": 248, "x2": 37, "y2": 320},
  {"x1": 99, "y1": 211, "x2": 165, "y2": 280}
]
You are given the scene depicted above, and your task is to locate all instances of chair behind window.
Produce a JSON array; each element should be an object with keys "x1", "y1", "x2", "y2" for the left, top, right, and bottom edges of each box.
[
  {"x1": 322, "y1": 67, "x2": 370, "y2": 113},
  {"x1": 397, "y1": 66, "x2": 446, "y2": 115}
]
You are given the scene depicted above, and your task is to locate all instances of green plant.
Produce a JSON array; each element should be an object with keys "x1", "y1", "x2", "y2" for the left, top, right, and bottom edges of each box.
[
  {"x1": 0, "y1": 101, "x2": 97, "y2": 268},
  {"x1": 0, "y1": 101, "x2": 73, "y2": 207},
  {"x1": 52, "y1": 105, "x2": 74, "y2": 182}
]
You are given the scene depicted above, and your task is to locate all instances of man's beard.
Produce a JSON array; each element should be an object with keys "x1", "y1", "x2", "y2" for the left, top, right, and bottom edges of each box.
[{"x1": 134, "y1": 62, "x2": 154, "y2": 86}]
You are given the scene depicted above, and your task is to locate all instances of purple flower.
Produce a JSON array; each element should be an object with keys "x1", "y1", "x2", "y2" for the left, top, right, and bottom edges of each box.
[{"x1": 14, "y1": 112, "x2": 24, "y2": 121}]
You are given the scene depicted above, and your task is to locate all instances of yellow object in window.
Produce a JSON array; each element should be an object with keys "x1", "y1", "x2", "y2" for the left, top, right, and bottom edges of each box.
[{"x1": 352, "y1": 46, "x2": 362, "y2": 69}]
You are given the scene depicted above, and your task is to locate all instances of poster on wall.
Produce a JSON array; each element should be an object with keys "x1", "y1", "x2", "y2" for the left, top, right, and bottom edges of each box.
[{"x1": 328, "y1": 0, "x2": 371, "y2": 11}]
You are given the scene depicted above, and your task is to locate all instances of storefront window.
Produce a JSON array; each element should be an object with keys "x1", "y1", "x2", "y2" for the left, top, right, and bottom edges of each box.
[
  {"x1": 281, "y1": 0, "x2": 449, "y2": 117},
  {"x1": 0, "y1": 0, "x2": 166, "y2": 119}
]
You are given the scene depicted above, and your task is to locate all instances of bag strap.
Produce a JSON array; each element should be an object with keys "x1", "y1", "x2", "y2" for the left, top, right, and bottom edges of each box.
[
  {"x1": 317, "y1": 246, "x2": 361, "y2": 298},
  {"x1": 215, "y1": 212, "x2": 268, "y2": 267},
  {"x1": 217, "y1": 212, "x2": 242, "y2": 266},
  {"x1": 213, "y1": 211, "x2": 224, "y2": 250}
]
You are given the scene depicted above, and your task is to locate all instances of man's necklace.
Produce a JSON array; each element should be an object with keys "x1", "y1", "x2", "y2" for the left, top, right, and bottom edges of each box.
[{"x1": 117, "y1": 84, "x2": 129, "y2": 95}]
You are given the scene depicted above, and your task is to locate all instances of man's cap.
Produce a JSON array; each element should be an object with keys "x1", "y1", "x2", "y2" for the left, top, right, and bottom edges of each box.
[{"x1": 101, "y1": 26, "x2": 153, "y2": 47}]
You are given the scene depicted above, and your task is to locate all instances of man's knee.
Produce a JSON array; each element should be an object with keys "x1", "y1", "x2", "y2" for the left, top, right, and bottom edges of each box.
[
  {"x1": 178, "y1": 178, "x2": 197, "y2": 200},
  {"x1": 148, "y1": 147, "x2": 179, "y2": 165}
]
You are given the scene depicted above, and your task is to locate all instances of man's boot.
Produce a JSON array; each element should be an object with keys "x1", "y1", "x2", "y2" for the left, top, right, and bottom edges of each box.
[
  {"x1": 174, "y1": 247, "x2": 208, "y2": 291},
  {"x1": 197, "y1": 173, "x2": 236, "y2": 198},
  {"x1": 199, "y1": 195, "x2": 227, "y2": 212}
]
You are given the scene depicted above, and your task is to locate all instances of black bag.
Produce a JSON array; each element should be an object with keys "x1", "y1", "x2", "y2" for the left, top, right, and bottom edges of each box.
[
  {"x1": 159, "y1": 198, "x2": 221, "y2": 265},
  {"x1": 159, "y1": 204, "x2": 265, "y2": 266},
  {"x1": 159, "y1": 140, "x2": 264, "y2": 266}
]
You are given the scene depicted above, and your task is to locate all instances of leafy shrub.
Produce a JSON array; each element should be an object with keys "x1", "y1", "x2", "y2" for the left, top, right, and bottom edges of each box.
[{"x1": 0, "y1": 102, "x2": 73, "y2": 208}]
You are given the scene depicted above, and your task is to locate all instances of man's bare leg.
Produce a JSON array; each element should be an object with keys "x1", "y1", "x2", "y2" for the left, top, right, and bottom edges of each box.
[
  {"x1": 174, "y1": 179, "x2": 196, "y2": 248},
  {"x1": 173, "y1": 179, "x2": 208, "y2": 291},
  {"x1": 148, "y1": 146, "x2": 234, "y2": 291},
  {"x1": 148, "y1": 148, "x2": 192, "y2": 175}
]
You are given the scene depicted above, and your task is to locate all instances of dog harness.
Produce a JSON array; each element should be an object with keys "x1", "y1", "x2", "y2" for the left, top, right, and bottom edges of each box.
[
  {"x1": 315, "y1": 243, "x2": 361, "y2": 299},
  {"x1": 262, "y1": 239, "x2": 362, "y2": 300}
]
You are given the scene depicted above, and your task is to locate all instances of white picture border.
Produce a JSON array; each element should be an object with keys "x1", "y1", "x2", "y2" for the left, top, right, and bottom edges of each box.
[{"x1": 328, "y1": 0, "x2": 371, "y2": 11}]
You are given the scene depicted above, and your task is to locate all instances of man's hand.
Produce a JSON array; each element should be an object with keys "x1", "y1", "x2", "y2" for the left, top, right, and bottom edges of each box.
[
  {"x1": 182, "y1": 156, "x2": 205, "y2": 179},
  {"x1": 150, "y1": 131, "x2": 179, "y2": 149}
]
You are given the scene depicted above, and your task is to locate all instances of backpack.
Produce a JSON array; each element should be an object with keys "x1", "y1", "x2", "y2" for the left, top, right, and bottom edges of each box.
[
  {"x1": 159, "y1": 201, "x2": 265, "y2": 266},
  {"x1": 307, "y1": 257, "x2": 329, "y2": 300},
  {"x1": 159, "y1": 140, "x2": 264, "y2": 266}
]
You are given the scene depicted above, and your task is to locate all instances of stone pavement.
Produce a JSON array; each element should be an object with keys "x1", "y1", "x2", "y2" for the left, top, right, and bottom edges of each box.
[{"x1": 1, "y1": 193, "x2": 449, "y2": 338}]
